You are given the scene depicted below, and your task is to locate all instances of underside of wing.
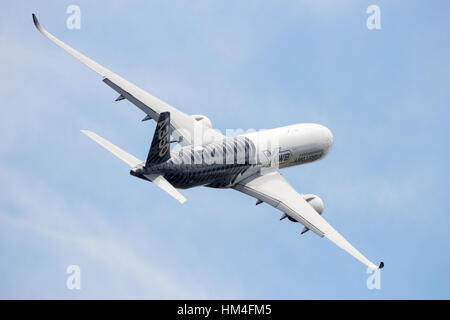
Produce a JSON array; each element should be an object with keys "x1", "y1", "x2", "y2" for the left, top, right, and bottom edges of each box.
[
  {"x1": 233, "y1": 171, "x2": 383, "y2": 270},
  {"x1": 32, "y1": 14, "x2": 224, "y2": 146}
]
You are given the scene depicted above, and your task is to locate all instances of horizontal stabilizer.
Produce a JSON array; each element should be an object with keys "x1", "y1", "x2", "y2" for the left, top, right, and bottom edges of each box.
[
  {"x1": 81, "y1": 130, "x2": 142, "y2": 167},
  {"x1": 81, "y1": 131, "x2": 186, "y2": 203},
  {"x1": 144, "y1": 174, "x2": 187, "y2": 204}
]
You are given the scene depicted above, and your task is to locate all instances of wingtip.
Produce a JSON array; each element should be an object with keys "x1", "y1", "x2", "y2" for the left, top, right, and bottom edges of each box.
[
  {"x1": 32, "y1": 13, "x2": 44, "y2": 33},
  {"x1": 379, "y1": 261, "x2": 384, "y2": 269},
  {"x1": 32, "y1": 13, "x2": 39, "y2": 27}
]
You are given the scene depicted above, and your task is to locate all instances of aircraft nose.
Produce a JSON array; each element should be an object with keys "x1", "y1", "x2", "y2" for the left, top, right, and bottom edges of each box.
[
  {"x1": 324, "y1": 126, "x2": 333, "y2": 148},
  {"x1": 317, "y1": 125, "x2": 333, "y2": 154}
]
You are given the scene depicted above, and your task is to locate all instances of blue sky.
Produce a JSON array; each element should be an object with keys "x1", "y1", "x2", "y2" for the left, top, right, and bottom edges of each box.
[{"x1": 1, "y1": 1, "x2": 449, "y2": 299}]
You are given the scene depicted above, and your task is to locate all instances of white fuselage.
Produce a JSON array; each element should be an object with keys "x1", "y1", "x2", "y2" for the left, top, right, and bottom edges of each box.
[
  {"x1": 146, "y1": 123, "x2": 334, "y2": 189},
  {"x1": 242, "y1": 123, "x2": 334, "y2": 169},
  {"x1": 220, "y1": 123, "x2": 333, "y2": 186}
]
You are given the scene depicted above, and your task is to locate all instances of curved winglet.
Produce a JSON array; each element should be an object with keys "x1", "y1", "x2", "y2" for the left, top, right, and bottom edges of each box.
[
  {"x1": 32, "y1": 13, "x2": 40, "y2": 29},
  {"x1": 31, "y1": 14, "x2": 225, "y2": 147},
  {"x1": 31, "y1": 13, "x2": 113, "y2": 79}
]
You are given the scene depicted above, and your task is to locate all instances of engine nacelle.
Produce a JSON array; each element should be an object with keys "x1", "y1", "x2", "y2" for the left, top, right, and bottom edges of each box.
[
  {"x1": 285, "y1": 194, "x2": 324, "y2": 223},
  {"x1": 190, "y1": 114, "x2": 212, "y2": 129},
  {"x1": 190, "y1": 114, "x2": 220, "y2": 145},
  {"x1": 303, "y1": 194, "x2": 324, "y2": 215}
]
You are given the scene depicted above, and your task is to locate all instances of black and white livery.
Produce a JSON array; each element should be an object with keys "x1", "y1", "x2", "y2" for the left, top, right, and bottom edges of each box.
[{"x1": 32, "y1": 14, "x2": 383, "y2": 270}]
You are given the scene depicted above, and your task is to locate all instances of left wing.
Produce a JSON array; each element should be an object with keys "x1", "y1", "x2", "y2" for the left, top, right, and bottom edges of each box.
[
  {"x1": 233, "y1": 171, "x2": 383, "y2": 270},
  {"x1": 32, "y1": 14, "x2": 224, "y2": 146}
]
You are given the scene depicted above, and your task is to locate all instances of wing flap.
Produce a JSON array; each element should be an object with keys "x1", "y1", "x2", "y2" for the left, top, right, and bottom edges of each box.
[
  {"x1": 234, "y1": 171, "x2": 381, "y2": 270},
  {"x1": 234, "y1": 172, "x2": 325, "y2": 236}
]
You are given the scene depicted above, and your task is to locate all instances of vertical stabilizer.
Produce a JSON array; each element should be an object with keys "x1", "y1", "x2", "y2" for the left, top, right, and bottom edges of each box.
[{"x1": 146, "y1": 112, "x2": 171, "y2": 165}]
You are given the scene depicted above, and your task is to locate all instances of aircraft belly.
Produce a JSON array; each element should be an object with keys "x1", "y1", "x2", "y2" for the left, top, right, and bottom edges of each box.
[{"x1": 155, "y1": 163, "x2": 253, "y2": 189}]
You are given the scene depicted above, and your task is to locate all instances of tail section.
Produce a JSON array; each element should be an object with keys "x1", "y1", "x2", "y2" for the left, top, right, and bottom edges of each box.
[
  {"x1": 81, "y1": 129, "x2": 186, "y2": 204},
  {"x1": 146, "y1": 112, "x2": 171, "y2": 166}
]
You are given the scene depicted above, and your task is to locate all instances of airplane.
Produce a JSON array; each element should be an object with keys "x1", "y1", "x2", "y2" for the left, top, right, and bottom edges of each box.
[{"x1": 32, "y1": 14, "x2": 383, "y2": 270}]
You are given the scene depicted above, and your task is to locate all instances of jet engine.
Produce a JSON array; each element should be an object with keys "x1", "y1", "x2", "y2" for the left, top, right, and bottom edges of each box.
[
  {"x1": 300, "y1": 194, "x2": 324, "y2": 234},
  {"x1": 282, "y1": 194, "x2": 324, "y2": 228},
  {"x1": 190, "y1": 114, "x2": 218, "y2": 145},
  {"x1": 190, "y1": 114, "x2": 212, "y2": 128},
  {"x1": 303, "y1": 194, "x2": 324, "y2": 215}
]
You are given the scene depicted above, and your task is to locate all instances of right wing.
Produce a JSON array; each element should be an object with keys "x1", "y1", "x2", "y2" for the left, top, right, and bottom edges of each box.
[
  {"x1": 32, "y1": 14, "x2": 224, "y2": 146},
  {"x1": 234, "y1": 171, "x2": 383, "y2": 270}
]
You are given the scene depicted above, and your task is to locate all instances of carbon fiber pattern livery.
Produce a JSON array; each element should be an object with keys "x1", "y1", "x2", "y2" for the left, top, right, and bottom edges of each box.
[
  {"x1": 146, "y1": 112, "x2": 171, "y2": 165},
  {"x1": 131, "y1": 135, "x2": 257, "y2": 189}
]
